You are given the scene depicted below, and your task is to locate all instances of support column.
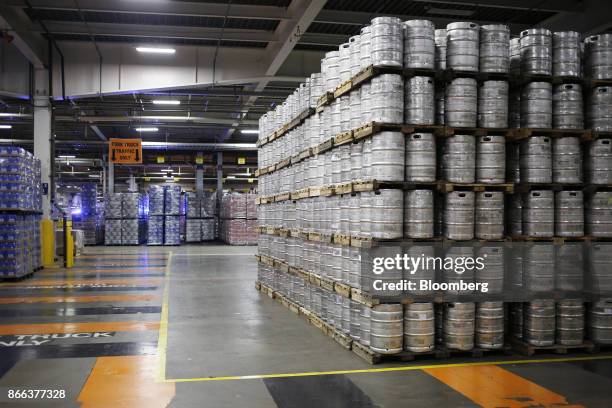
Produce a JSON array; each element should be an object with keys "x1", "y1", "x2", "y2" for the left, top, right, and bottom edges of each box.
[
  {"x1": 196, "y1": 168, "x2": 204, "y2": 193},
  {"x1": 108, "y1": 162, "x2": 115, "y2": 194},
  {"x1": 196, "y1": 152, "x2": 204, "y2": 193},
  {"x1": 128, "y1": 174, "x2": 137, "y2": 192},
  {"x1": 216, "y1": 152, "x2": 223, "y2": 210},
  {"x1": 33, "y1": 68, "x2": 52, "y2": 218}
]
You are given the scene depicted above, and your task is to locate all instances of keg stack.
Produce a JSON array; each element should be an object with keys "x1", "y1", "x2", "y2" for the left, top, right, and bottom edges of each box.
[{"x1": 255, "y1": 18, "x2": 612, "y2": 363}]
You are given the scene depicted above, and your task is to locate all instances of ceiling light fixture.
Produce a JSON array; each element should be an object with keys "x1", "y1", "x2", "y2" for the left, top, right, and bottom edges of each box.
[
  {"x1": 135, "y1": 127, "x2": 159, "y2": 132},
  {"x1": 425, "y1": 7, "x2": 475, "y2": 17},
  {"x1": 152, "y1": 100, "x2": 180, "y2": 105},
  {"x1": 58, "y1": 155, "x2": 76, "y2": 159},
  {"x1": 240, "y1": 129, "x2": 259, "y2": 134},
  {"x1": 136, "y1": 47, "x2": 175, "y2": 54},
  {"x1": 0, "y1": 125, "x2": 12, "y2": 129}
]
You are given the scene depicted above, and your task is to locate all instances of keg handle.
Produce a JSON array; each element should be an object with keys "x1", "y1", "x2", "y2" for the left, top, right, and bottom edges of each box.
[
  {"x1": 599, "y1": 88, "x2": 608, "y2": 93},
  {"x1": 532, "y1": 192, "x2": 541, "y2": 197},
  {"x1": 565, "y1": 85, "x2": 573, "y2": 90},
  {"x1": 521, "y1": 30, "x2": 528, "y2": 37},
  {"x1": 470, "y1": 23, "x2": 477, "y2": 28}
]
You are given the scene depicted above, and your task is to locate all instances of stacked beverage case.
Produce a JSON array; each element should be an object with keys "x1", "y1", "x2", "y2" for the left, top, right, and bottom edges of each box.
[
  {"x1": 255, "y1": 18, "x2": 612, "y2": 358},
  {"x1": 219, "y1": 192, "x2": 258, "y2": 245},
  {"x1": 0, "y1": 147, "x2": 42, "y2": 278},
  {"x1": 104, "y1": 193, "x2": 147, "y2": 245},
  {"x1": 185, "y1": 191, "x2": 217, "y2": 242}
]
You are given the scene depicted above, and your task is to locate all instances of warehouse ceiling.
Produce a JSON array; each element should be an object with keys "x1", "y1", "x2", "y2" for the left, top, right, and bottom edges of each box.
[{"x1": 0, "y1": 0, "x2": 608, "y2": 182}]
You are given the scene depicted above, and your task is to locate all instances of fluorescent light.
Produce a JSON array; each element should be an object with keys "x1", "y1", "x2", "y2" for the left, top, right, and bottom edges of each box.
[
  {"x1": 425, "y1": 7, "x2": 475, "y2": 17},
  {"x1": 88, "y1": 174, "x2": 100, "y2": 178},
  {"x1": 241, "y1": 129, "x2": 259, "y2": 135},
  {"x1": 136, "y1": 47, "x2": 175, "y2": 54},
  {"x1": 152, "y1": 100, "x2": 180, "y2": 105},
  {"x1": 58, "y1": 155, "x2": 76, "y2": 159},
  {"x1": 0, "y1": 113, "x2": 29, "y2": 117},
  {"x1": 135, "y1": 127, "x2": 158, "y2": 132},
  {"x1": 0, "y1": 125, "x2": 12, "y2": 129}
]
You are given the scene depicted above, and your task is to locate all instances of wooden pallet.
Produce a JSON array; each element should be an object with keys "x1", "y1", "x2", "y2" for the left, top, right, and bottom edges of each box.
[
  {"x1": 351, "y1": 341, "x2": 447, "y2": 364},
  {"x1": 335, "y1": 182, "x2": 353, "y2": 195},
  {"x1": 437, "y1": 182, "x2": 514, "y2": 193},
  {"x1": 510, "y1": 338, "x2": 596, "y2": 356},
  {"x1": 514, "y1": 182, "x2": 585, "y2": 193},
  {"x1": 350, "y1": 287, "x2": 380, "y2": 307},
  {"x1": 334, "y1": 130, "x2": 354, "y2": 147},
  {"x1": 313, "y1": 138, "x2": 333, "y2": 155}
]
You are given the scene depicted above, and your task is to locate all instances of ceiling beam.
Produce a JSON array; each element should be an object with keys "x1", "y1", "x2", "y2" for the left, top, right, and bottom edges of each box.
[
  {"x1": 55, "y1": 115, "x2": 258, "y2": 126},
  {"x1": 36, "y1": 21, "x2": 277, "y2": 43},
  {"x1": 234, "y1": 0, "x2": 327, "y2": 138},
  {"x1": 90, "y1": 125, "x2": 107, "y2": 141},
  {"x1": 407, "y1": 0, "x2": 584, "y2": 12},
  {"x1": 0, "y1": 5, "x2": 46, "y2": 68},
  {"x1": 538, "y1": 0, "x2": 612, "y2": 35},
  {"x1": 5, "y1": 0, "x2": 290, "y2": 20},
  {"x1": 264, "y1": 0, "x2": 327, "y2": 77},
  {"x1": 314, "y1": 9, "x2": 530, "y2": 33}
]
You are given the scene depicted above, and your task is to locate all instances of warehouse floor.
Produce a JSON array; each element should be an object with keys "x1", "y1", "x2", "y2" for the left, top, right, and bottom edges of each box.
[{"x1": 0, "y1": 246, "x2": 611, "y2": 407}]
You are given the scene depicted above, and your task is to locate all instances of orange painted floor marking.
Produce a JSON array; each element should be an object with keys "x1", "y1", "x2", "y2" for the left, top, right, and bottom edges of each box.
[
  {"x1": 0, "y1": 321, "x2": 160, "y2": 335},
  {"x1": 78, "y1": 356, "x2": 175, "y2": 408},
  {"x1": 0, "y1": 294, "x2": 158, "y2": 305},
  {"x1": 0, "y1": 278, "x2": 162, "y2": 287},
  {"x1": 424, "y1": 364, "x2": 584, "y2": 408}
]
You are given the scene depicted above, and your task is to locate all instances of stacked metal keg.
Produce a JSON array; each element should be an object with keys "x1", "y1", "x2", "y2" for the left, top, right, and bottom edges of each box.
[{"x1": 256, "y1": 17, "x2": 612, "y2": 359}]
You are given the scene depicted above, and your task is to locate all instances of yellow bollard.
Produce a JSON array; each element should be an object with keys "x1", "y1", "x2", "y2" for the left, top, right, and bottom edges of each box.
[
  {"x1": 41, "y1": 219, "x2": 54, "y2": 267},
  {"x1": 65, "y1": 219, "x2": 74, "y2": 268}
]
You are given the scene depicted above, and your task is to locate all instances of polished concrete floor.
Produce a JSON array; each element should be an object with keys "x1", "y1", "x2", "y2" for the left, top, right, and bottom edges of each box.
[{"x1": 0, "y1": 245, "x2": 611, "y2": 407}]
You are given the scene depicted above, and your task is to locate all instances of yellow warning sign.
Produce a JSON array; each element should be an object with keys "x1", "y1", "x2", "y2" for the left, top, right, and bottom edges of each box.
[{"x1": 109, "y1": 138, "x2": 142, "y2": 164}]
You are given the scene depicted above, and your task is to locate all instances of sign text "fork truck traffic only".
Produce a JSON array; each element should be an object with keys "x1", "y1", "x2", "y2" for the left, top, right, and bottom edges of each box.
[{"x1": 109, "y1": 138, "x2": 143, "y2": 164}]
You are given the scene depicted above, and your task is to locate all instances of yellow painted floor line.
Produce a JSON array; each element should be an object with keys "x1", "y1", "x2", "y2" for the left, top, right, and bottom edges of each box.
[
  {"x1": 39, "y1": 268, "x2": 166, "y2": 275},
  {"x1": 78, "y1": 356, "x2": 175, "y2": 408},
  {"x1": 157, "y1": 252, "x2": 172, "y2": 382},
  {"x1": 160, "y1": 355, "x2": 612, "y2": 383},
  {"x1": 424, "y1": 364, "x2": 583, "y2": 408},
  {"x1": 0, "y1": 294, "x2": 159, "y2": 304},
  {"x1": 0, "y1": 321, "x2": 160, "y2": 335},
  {"x1": 0, "y1": 278, "x2": 163, "y2": 287}
]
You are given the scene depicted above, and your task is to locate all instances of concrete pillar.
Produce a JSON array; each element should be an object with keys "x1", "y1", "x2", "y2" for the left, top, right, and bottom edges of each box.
[
  {"x1": 108, "y1": 162, "x2": 114, "y2": 194},
  {"x1": 216, "y1": 152, "x2": 223, "y2": 210},
  {"x1": 196, "y1": 168, "x2": 204, "y2": 193},
  {"x1": 196, "y1": 152, "x2": 204, "y2": 193},
  {"x1": 33, "y1": 68, "x2": 52, "y2": 218},
  {"x1": 128, "y1": 174, "x2": 137, "y2": 192}
]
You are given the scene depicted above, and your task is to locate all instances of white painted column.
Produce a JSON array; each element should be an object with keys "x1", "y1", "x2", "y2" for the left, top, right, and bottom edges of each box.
[
  {"x1": 216, "y1": 152, "x2": 223, "y2": 209},
  {"x1": 108, "y1": 162, "x2": 114, "y2": 194},
  {"x1": 33, "y1": 69, "x2": 52, "y2": 218}
]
